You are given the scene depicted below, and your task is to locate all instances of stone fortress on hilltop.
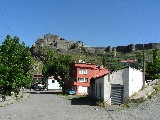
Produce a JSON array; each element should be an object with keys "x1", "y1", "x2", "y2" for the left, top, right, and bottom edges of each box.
[{"x1": 31, "y1": 33, "x2": 160, "y2": 54}]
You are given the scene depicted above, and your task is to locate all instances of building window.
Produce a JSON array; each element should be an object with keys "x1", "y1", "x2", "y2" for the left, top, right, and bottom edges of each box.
[
  {"x1": 79, "y1": 69, "x2": 88, "y2": 74},
  {"x1": 78, "y1": 78, "x2": 88, "y2": 82}
]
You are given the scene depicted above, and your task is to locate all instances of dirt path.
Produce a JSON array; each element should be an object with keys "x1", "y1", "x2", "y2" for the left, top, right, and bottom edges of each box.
[{"x1": 0, "y1": 91, "x2": 160, "y2": 120}]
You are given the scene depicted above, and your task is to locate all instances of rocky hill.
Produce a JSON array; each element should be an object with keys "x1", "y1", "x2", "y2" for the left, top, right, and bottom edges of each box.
[
  {"x1": 31, "y1": 33, "x2": 160, "y2": 59},
  {"x1": 30, "y1": 33, "x2": 160, "y2": 74}
]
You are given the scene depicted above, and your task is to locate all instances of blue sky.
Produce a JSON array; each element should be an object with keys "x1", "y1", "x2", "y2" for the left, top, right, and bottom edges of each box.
[{"x1": 0, "y1": 0, "x2": 160, "y2": 47}]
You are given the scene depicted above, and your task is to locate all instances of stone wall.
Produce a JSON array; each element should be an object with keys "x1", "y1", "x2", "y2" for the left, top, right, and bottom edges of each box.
[
  {"x1": 84, "y1": 47, "x2": 106, "y2": 53},
  {"x1": 105, "y1": 43, "x2": 160, "y2": 53},
  {"x1": 32, "y1": 33, "x2": 84, "y2": 53},
  {"x1": 32, "y1": 33, "x2": 160, "y2": 54}
]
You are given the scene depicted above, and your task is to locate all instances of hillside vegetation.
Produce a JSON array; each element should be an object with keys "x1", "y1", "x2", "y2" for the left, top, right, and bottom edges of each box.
[{"x1": 31, "y1": 46, "x2": 159, "y2": 74}]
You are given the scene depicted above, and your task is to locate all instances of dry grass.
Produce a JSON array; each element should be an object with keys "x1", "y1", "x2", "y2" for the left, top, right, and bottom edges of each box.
[{"x1": 96, "y1": 101, "x2": 109, "y2": 107}]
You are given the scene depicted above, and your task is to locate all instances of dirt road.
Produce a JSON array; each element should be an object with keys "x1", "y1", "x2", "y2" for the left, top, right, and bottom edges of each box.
[{"x1": 0, "y1": 90, "x2": 160, "y2": 120}]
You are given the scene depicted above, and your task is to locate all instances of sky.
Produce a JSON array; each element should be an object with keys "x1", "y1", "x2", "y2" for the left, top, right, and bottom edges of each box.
[{"x1": 0, "y1": 0, "x2": 160, "y2": 47}]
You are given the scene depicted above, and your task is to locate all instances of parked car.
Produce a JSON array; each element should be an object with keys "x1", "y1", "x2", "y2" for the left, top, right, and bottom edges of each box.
[
  {"x1": 33, "y1": 82, "x2": 45, "y2": 91},
  {"x1": 66, "y1": 89, "x2": 76, "y2": 95}
]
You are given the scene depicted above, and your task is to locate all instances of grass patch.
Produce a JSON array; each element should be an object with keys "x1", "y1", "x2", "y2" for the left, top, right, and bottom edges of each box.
[
  {"x1": 120, "y1": 103, "x2": 130, "y2": 108},
  {"x1": 147, "y1": 91, "x2": 157, "y2": 100},
  {"x1": 124, "y1": 97, "x2": 146, "y2": 107},
  {"x1": 96, "y1": 101, "x2": 109, "y2": 107}
]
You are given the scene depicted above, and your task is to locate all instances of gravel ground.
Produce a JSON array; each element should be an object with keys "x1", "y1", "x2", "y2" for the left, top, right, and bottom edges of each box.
[{"x1": 0, "y1": 90, "x2": 160, "y2": 120}]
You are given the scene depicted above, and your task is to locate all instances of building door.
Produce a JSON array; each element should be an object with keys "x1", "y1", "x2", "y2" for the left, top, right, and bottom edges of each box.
[
  {"x1": 111, "y1": 84, "x2": 124, "y2": 105},
  {"x1": 78, "y1": 86, "x2": 88, "y2": 94}
]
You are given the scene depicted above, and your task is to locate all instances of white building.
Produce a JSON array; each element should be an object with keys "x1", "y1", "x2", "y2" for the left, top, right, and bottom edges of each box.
[
  {"x1": 94, "y1": 66, "x2": 143, "y2": 105},
  {"x1": 46, "y1": 76, "x2": 62, "y2": 90}
]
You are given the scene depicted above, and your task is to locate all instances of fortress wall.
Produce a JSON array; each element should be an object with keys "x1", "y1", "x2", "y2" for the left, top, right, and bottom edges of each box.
[
  {"x1": 124, "y1": 44, "x2": 136, "y2": 52},
  {"x1": 149, "y1": 43, "x2": 160, "y2": 49},
  {"x1": 135, "y1": 44, "x2": 152, "y2": 51},
  {"x1": 34, "y1": 33, "x2": 160, "y2": 54},
  {"x1": 94, "y1": 47, "x2": 106, "y2": 53},
  {"x1": 130, "y1": 44, "x2": 136, "y2": 52},
  {"x1": 144, "y1": 44, "x2": 152, "y2": 50},
  {"x1": 84, "y1": 47, "x2": 97, "y2": 53},
  {"x1": 116, "y1": 46, "x2": 126, "y2": 52},
  {"x1": 135, "y1": 44, "x2": 144, "y2": 50},
  {"x1": 105, "y1": 46, "x2": 113, "y2": 52}
]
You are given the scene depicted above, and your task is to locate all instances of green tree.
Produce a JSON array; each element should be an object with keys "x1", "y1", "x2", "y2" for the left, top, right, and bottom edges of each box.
[
  {"x1": 146, "y1": 48, "x2": 160, "y2": 79},
  {"x1": 102, "y1": 53, "x2": 108, "y2": 68},
  {"x1": 109, "y1": 61, "x2": 123, "y2": 71},
  {"x1": 42, "y1": 51, "x2": 72, "y2": 94},
  {"x1": 42, "y1": 50, "x2": 55, "y2": 79},
  {"x1": 0, "y1": 35, "x2": 32, "y2": 95},
  {"x1": 136, "y1": 52, "x2": 143, "y2": 69}
]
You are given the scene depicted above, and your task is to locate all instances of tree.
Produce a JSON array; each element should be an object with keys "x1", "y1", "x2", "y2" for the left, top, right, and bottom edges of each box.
[
  {"x1": 146, "y1": 48, "x2": 160, "y2": 79},
  {"x1": 42, "y1": 51, "x2": 72, "y2": 94},
  {"x1": 42, "y1": 50, "x2": 55, "y2": 79},
  {"x1": 136, "y1": 52, "x2": 143, "y2": 69},
  {"x1": 0, "y1": 35, "x2": 32, "y2": 95},
  {"x1": 102, "y1": 53, "x2": 108, "y2": 68}
]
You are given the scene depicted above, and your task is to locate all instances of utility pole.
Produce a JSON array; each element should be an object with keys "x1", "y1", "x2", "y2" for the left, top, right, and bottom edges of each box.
[{"x1": 142, "y1": 44, "x2": 145, "y2": 87}]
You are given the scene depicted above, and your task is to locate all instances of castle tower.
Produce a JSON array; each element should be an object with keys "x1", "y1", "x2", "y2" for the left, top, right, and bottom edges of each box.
[
  {"x1": 105, "y1": 46, "x2": 113, "y2": 52},
  {"x1": 113, "y1": 47, "x2": 116, "y2": 57},
  {"x1": 131, "y1": 44, "x2": 136, "y2": 52}
]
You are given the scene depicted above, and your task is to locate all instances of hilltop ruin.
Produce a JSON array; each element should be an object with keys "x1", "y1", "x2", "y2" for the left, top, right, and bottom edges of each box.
[{"x1": 31, "y1": 33, "x2": 160, "y2": 54}]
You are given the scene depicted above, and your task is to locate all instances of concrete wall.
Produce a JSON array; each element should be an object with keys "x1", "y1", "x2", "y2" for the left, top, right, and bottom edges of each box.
[
  {"x1": 103, "y1": 75, "x2": 111, "y2": 104},
  {"x1": 94, "y1": 67, "x2": 143, "y2": 104},
  {"x1": 109, "y1": 68, "x2": 129, "y2": 101},
  {"x1": 95, "y1": 76, "x2": 105, "y2": 101},
  {"x1": 122, "y1": 68, "x2": 129, "y2": 102},
  {"x1": 110, "y1": 67, "x2": 142, "y2": 101},
  {"x1": 109, "y1": 70, "x2": 124, "y2": 85},
  {"x1": 128, "y1": 67, "x2": 143, "y2": 96}
]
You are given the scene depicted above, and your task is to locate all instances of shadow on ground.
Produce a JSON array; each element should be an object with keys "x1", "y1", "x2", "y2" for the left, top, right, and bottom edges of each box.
[{"x1": 68, "y1": 96, "x2": 98, "y2": 106}]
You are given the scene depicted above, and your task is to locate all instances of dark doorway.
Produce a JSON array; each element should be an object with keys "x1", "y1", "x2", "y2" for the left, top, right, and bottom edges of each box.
[{"x1": 111, "y1": 84, "x2": 124, "y2": 105}]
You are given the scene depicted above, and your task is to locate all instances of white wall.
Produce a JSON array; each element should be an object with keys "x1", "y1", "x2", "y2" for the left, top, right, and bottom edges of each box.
[
  {"x1": 47, "y1": 79, "x2": 61, "y2": 90},
  {"x1": 94, "y1": 67, "x2": 143, "y2": 104},
  {"x1": 95, "y1": 77, "x2": 104, "y2": 100},
  {"x1": 109, "y1": 67, "x2": 142, "y2": 101},
  {"x1": 95, "y1": 75, "x2": 111, "y2": 104},
  {"x1": 129, "y1": 67, "x2": 143, "y2": 96},
  {"x1": 103, "y1": 75, "x2": 111, "y2": 104}
]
